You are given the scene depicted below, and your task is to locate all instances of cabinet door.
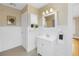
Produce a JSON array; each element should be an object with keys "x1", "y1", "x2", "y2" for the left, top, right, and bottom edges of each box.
[{"x1": 37, "y1": 39, "x2": 57, "y2": 56}]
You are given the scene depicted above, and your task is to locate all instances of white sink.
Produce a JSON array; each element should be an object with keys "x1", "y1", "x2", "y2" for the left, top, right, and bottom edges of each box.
[{"x1": 37, "y1": 34, "x2": 57, "y2": 42}]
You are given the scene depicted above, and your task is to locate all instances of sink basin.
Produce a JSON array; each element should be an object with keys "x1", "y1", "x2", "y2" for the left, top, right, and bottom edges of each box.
[{"x1": 37, "y1": 34, "x2": 57, "y2": 42}]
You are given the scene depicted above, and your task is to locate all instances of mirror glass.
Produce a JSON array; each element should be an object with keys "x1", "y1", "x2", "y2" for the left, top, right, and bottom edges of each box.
[
  {"x1": 45, "y1": 14, "x2": 55, "y2": 27},
  {"x1": 42, "y1": 12, "x2": 57, "y2": 28}
]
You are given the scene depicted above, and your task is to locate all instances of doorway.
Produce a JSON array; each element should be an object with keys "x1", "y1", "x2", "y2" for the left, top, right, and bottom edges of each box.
[{"x1": 72, "y1": 17, "x2": 79, "y2": 56}]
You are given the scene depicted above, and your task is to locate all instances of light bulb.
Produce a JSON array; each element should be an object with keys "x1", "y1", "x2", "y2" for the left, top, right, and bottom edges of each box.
[
  {"x1": 46, "y1": 10, "x2": 49, "y2": 14},
  {"x1": 50, "y1": 8, "x2": 53, "y2": 12},
  {"x1": 42, "y1": 11, "x2": 45, "y2": 15}
]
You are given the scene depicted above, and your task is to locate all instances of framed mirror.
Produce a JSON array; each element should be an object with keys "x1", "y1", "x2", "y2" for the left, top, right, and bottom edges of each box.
[{"x1": 42, "y1": 12, "x2": 57, "y2": 28}]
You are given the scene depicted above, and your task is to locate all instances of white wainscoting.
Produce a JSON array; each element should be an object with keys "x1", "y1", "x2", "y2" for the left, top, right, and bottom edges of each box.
[{"x1": 0, "y1": 26, "x2": 22, "y2": 52}]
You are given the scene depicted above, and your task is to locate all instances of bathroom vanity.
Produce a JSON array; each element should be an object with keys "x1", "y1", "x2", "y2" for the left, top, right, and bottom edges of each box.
[{"x1": 37, "y1": 35, "x2": 57, "y2": 56}]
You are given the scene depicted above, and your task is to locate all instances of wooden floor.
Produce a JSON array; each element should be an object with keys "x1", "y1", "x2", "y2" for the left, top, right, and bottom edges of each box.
[
  {"x1": 73, "y1": 38, "x2": 79, "y2": 56},
  {"x1": 0, "y1": 46, "x2": 37, "y2": 56}
]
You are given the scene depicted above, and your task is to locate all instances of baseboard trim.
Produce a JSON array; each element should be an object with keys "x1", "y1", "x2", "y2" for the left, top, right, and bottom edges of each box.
[{"x1": 0, "y1": 45, "x2": 22, "y2": 53}]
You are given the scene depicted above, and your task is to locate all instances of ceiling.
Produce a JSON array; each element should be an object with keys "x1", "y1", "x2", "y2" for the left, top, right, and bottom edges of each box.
[
  {"x1": 29, "y1": 3, "x2": 48, "y2": 8},
  {"x1": 1, "y1": 3, "x2": 48, "y2": 10},
  {"x1": 1, "y1": 3, "x2": 27, "y2": 10}
]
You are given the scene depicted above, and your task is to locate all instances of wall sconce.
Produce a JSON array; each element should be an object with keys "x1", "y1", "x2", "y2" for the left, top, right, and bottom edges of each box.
[{"x1": 42, "y1": 8, "x2": 54, "y2": 16}]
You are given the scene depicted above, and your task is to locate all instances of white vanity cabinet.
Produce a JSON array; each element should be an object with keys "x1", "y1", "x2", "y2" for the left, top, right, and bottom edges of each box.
[{"x1": 37, "y1": 38, "x2": 57, "y2": 56}]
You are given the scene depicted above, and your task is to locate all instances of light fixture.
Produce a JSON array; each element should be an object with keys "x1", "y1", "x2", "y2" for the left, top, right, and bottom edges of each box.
[
  {"x1": 46, "y1": 10, "x2": 49, "y2": 14},
  {"x1": 42, "y1": 11, "x2": 45, "y2": 15},
  {"x1": 42, "y1": 8, "x2": 54, "y2": 15},
  {"x1": 50, "y1": 8, "x2": 53, "y2": 12}
]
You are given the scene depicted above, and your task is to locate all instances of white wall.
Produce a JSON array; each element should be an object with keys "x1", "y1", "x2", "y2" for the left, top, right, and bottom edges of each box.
[
  {"x1": 21, "y1": 12, "x2": 28, "y2": 50},
  {"x1": 65, "y1": 4, "x2": 74, "y2": 56},
  {"x1": 0, "y1": 26, "x2": 22, "y2": 52}
]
